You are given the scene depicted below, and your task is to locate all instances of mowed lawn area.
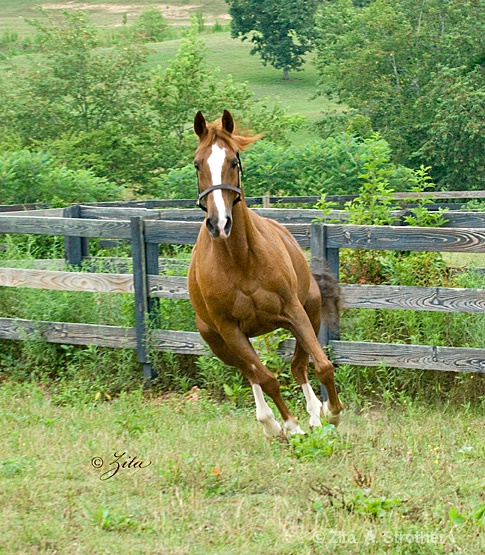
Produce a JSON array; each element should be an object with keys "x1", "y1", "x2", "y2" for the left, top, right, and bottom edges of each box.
[
  {"x1": 1, "y1": 383, "x2": 484, "y2": 554},
  {"x1": 148, "y1": 33, "x2": 330, "y2": 123}
]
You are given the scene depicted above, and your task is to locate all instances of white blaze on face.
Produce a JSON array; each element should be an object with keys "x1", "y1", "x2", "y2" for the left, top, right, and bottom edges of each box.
[{"x1": 207, "y1": 144, "x2": 229, "y2": 236}]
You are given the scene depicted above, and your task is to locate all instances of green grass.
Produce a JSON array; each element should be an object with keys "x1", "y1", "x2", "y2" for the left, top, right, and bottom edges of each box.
[
  {"x1": 1, "y1": 382, "x2": 484, "y2": 554},
  {"x1": 147, "y1": 32, "x2": 337, "y2": 144},
  {"x1": 442, "y1": 252, "x2": 485, "y2": 269},
  {"x1": 149, "y1": 33, "x2": 329, "y2": 120}
]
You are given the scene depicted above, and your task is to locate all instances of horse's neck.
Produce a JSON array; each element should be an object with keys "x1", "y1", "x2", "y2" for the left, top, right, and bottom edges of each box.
[{"x1": 211, "y1": 202, "x2": 258, "y2": 263}]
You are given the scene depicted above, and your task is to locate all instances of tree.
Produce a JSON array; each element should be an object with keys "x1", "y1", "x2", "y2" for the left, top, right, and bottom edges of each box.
[
  {"x1": 0, "y1": 14, "x2": 301, "y2": 196},
  {"x1": 226, "y1": 0, "x2": 319, "y2": 79},
  {"x1": 417, "y1": 66, "x2": 485, "y2": 190},
  {"x1": 313, "y1": 0, "x2": 485, "y2": 189},
  {"x1": 132, "y1": 8, "x2": 169, "y2": 43},
  {"x1": 148, "y1": 20, "x2": 303, "y2": 151},
  {"x1": 0, "y1": 10, "x2": 149, "y2": 143}
]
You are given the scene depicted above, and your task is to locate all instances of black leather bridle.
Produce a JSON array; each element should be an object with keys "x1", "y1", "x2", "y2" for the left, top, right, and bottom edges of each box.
[{"x1": 196, "y1": 152, "x2": 243, "y2": 212}]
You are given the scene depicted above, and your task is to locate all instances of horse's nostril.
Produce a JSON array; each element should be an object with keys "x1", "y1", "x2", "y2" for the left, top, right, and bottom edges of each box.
[
  {"x1": 224, "y1": 217, "x2": 232, "y2": 236},
  {"x1": 206, "y1": 216, "x2": 218, "y2": 238}
]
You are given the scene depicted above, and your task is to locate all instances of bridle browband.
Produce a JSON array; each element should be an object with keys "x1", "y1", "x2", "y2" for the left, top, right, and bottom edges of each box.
[{"x1": 196, "y1": 152, "x2": 243, "y2": 212}]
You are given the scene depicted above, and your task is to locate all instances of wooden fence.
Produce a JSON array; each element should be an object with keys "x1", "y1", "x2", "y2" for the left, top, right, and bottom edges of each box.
[{"x1": 0, "y1": 203, "x2": 484, "y2": 383}]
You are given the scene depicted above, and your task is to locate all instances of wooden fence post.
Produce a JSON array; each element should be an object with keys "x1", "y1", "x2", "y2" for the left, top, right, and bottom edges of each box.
[
  {"x1": 310, "y1": 222, "x2": 341, "y2": 402},
  {"x1": 63, "y1": 205, "x2": 89, "y2": 267},
  {"x1": 130, "y1": 217, "x2": 157, "y2": 385}
]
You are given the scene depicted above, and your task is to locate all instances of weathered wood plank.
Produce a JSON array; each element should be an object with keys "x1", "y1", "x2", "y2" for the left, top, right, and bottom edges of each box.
[
  {"x1": 0, "y1": 318, "x2": 137, "y2": 348},
  {"x1": 0, "y1": 216, "x2": 132, "y2": 239},
  {"x1": 80, "y1": 206, "x2": 162, "y2": 220},
  {"x1": 0, "y1": 208, "x2": 64, "y2": 217},
  {"x1": 341, "y1": 284, "x2": 485, "y2": 313},
  {"x1": 144, "y1": 220, "x2": 312, "y2": 246},
  {"x1": 329, "y1": 340, "x2": 485, "y2": 373},
  {"x1": 151, "y1": 330, "x2": 208, "y2": 355},
  {"x1": 1, "y1": 191, "x2": 483, "y2": 214},
  {"x1": 441, "y1": 212, "x2": 485, "y2": 229},
  {"x1": 326, "y1": 224, "x2": 485, "y2": 253},
  {"x1": 392, "y1": 191, "x2": 485, "y2": 200},
  {"x1": 2, "y1": 269, "x2": 482, "y2": 316},
  {"x1": 0, "y1": 267, "x2": 134, "y2": 294},
  {"x1": 148, "y1": 275, "x2": 189, "y2": 299},
  {"x1": 144, "y1": 220, "x2": 201, "y2": 244},
  {"x1": 80, "y1": 205, "x2": 348, "y2": 224},
  {"x1": 79, "y1": 205, "x2": 485, "y2": 229},
  {"x1": 0, "y1": 317, "x2": 483, "y2": 374}
]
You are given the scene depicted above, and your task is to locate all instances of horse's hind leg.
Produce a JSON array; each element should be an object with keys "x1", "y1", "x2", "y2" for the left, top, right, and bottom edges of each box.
[
  {"x1": 197, "y1": 317, "x2": 303, "y2": 438},
  {"x1": 288, "y1": 296, "x2": 343, "y2": 426},
  {"x1": 291, "y1": 343, "x2": 323, "y2": 428},
  {"x1": 290, "y1": 290, "x2": 326, "y2": 428}
]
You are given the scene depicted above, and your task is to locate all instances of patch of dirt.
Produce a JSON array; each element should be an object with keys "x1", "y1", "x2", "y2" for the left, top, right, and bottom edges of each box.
[{"x1": 41, "y1": 3, "x2": 207, "y2": 21}]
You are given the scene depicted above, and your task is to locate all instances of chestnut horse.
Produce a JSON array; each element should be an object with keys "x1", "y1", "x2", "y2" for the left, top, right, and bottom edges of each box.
[{"x1": 188, "y1": 110, "x2": 343, "y2": 438}]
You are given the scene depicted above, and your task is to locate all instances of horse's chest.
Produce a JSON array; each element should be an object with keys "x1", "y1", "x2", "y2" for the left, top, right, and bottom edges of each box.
[{"x1": 232, "y1": 288, "x2": 281, "y2": 318}]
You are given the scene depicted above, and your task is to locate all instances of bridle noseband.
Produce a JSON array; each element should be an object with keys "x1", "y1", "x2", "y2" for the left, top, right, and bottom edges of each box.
[{"x1": 196, "y1": 152, "x2": 243, "y2": 212}]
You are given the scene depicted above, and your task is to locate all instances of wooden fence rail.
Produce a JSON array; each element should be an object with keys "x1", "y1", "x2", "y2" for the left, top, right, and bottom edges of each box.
[
  {"x1": 0, "y1": 205, "x2": 484, "y2": 381},
  {"x1": 1, "y1": 189, "x2": 485, "y2": 213}
]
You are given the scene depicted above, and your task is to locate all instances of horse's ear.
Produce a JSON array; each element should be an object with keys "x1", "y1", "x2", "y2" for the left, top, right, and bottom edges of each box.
[
  {"x1": 222, "y1": 110, "x2": 235, "y2": 134},
  {"x1": 194, "y1": 111, "x2": 207, "y2": 139}
]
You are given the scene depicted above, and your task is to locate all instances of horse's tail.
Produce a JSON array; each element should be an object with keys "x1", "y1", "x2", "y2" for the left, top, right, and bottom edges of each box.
[{"x1": 312, "y1": 259, "x2": 342, "y2": 330}]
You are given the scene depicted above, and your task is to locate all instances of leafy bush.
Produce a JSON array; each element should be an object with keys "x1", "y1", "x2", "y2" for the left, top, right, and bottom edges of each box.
[
  {"x1": 156, "y1": 132, "x2": 419, "y2": 199},
  {"x1": 131, "y1": 8, "x2": 169, "y2": 43},
  {"x1": 0, "y1": 150, "x2": 122, "y2": 205}
]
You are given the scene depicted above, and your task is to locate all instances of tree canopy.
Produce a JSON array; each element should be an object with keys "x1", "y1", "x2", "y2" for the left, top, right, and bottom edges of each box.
[
  {"x1": 313, "y1": 0, "x2": 485, "y2": 189},
  {"x1": 226, "y1": 0, "x2": 319, "y2": 79}
]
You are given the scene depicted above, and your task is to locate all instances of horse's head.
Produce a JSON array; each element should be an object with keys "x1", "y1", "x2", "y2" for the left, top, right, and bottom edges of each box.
[{"x1": 194, "y1": 110, "x2": 259, "y2": 239}]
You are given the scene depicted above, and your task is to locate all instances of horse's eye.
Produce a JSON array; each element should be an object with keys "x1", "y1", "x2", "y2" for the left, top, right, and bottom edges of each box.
[
  {"x1": 231, "y1": 158, "x2": 239, "y2": 169},
  {"x1": 194, "y1": 161, "x2": 200, "y2": 171}
]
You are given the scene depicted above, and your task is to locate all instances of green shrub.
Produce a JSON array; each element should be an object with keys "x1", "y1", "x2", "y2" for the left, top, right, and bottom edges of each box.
[
  {"x1": 157, "y1": 132, "x2": 419, "y2": 199},
  {"x1": 0, "y1": 150, "x2": 122, "y2": 205}
]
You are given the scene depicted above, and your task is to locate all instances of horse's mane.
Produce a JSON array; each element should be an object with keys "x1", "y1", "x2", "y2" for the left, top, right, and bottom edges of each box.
[{"x1": 199, "y1": 118, "x2": 262, "y2": 152}]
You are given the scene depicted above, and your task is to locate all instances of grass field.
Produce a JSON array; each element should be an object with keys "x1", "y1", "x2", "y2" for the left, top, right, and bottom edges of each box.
[
  {"x1": 1, "y1": 383, "x2": 484, "y2": 554},
  {"x1": 148, "y1": 33, "x2": 329, "y2": 122}
]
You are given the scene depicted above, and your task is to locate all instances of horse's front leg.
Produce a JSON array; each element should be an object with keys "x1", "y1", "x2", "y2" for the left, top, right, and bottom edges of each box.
[{"x1": 197, "y1": 317, "x2": 304, "y2": 438}]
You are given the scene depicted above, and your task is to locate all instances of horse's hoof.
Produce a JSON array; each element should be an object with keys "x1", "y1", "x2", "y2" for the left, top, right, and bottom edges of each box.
[
  {"x1": 322, "y1": 401, "x2": 341, "y2": 427},
  {"x1": 309, "y1": 415, "x2": 323, "y2": 429},
  {"x1": 284, "y1": 419, "x2": 306, "y2": 436},
  {"x1": 276, "y1": 429, "x2": 289, "y2": 443},
  {"x1": 262, "y1": 418, "x2": 283, "y2": 440}
]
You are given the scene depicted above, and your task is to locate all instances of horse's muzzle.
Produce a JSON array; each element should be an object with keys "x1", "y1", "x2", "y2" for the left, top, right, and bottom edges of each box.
[{"x1": 206, "y1": 214, "x2": 233, "y2": 239}]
